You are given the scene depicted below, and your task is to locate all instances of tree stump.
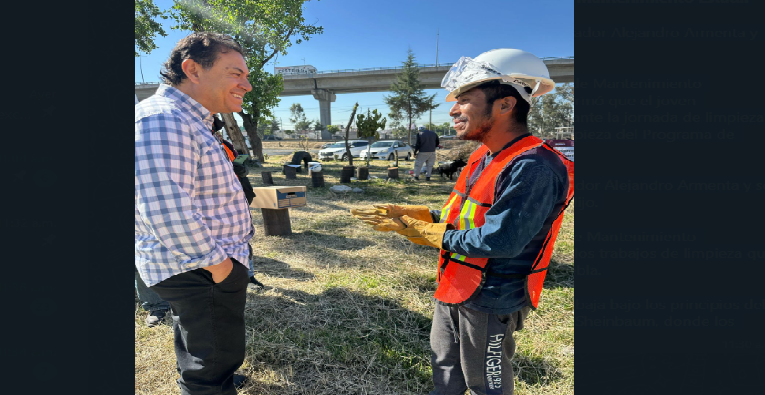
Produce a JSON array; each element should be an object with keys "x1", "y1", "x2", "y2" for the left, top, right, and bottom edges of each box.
[
  {"x1": 284, "y1": 166, "x2": 297, "y2": 180},
  {"x1": 310, "y1": 171, "x2": 325, "y2": 187},
  {"x1": 261, "y1": 172, "x2": 274, "y2": 185},
  {"x1": 357, "y1": 166, "x2": 369, "y2": 181},
  {"x1": 387, "y1": 167, "x2": 399, "y2": 180},
  {"x1": 340, "y1": 166, "x2": 355, "y2": 183},
  {"x1": 260, "y1": 208, "x2": 292, "y2": 236}
]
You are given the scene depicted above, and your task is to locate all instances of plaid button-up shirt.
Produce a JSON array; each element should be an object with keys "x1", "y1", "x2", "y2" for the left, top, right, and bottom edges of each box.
[{"x1": 135, "y1": 85, "x2": 253, "y2": 286}]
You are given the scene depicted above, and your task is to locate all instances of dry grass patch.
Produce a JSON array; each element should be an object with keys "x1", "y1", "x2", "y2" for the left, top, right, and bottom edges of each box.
[{"x1": 135, "y1": 154, "x2": 574, "y2": 395}]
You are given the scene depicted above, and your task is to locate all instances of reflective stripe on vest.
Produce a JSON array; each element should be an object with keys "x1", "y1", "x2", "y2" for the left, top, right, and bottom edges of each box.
[{"x1": 433, "y1": 135, "x2": 574, "y2": 308}]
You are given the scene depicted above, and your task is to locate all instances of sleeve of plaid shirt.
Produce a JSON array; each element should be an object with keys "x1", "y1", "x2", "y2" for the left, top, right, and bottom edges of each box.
[{"x1": 135, "y1": 112, "x2": 228, "y2": 267}]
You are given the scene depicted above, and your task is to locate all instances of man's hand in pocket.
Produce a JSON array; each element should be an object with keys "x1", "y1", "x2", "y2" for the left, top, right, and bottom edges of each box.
[{"x1": 202, "y1": 258, "x2": 233, "y2": 283}]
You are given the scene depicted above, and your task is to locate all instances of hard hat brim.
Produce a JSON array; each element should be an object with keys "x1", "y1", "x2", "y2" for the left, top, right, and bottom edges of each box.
[{"x1": 445, "y1": 76, "x2": 556, "y2": 102}]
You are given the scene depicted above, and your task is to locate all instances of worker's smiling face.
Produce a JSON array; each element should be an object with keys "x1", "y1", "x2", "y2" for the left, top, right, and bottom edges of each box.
[{"x1": 449, "y1": 88, "x2": 495, "y2": 142}]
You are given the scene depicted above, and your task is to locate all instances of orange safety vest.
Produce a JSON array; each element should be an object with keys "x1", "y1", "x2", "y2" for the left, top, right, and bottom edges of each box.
[
  {"x1": 435, "y1": 135, "x2": 574, "y2": 308},
  {"x1": 220, "y1": 141, "x2": 236, "y2": 162}
]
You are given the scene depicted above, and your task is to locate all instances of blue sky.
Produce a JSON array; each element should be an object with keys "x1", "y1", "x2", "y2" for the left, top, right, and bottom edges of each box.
[{"x1": 136, "y1": 0, "x2": 573, "y2": 129}]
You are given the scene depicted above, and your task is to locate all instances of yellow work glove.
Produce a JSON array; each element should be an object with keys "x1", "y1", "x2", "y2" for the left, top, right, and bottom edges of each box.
[
  {"x1": 372, "y1": 204, "x2": 433, "y2": 223},
  {"x1": 398, "y1": 215, "x2": 453, "y2": 248},
  {"x1": 353, "y1": 215, "x2": 405, "y2": 232}
]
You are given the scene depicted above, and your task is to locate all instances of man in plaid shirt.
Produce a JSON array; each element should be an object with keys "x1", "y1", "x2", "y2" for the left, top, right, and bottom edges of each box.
[{"x1": 135, "y1": 32, "x2": 254, "y2": 395}]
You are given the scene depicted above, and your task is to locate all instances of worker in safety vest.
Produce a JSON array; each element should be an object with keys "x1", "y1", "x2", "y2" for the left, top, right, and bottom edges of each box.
[{"x1": 351, "y1": 49, "x2": 573, "y2": 395}]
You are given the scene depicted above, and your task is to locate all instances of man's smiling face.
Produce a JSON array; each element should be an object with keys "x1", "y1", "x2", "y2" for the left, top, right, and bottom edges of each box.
[
  {"x1": 194, "y1": 50, "x2": 252, "y2": 114},
  {"x1": 449, "y1": 88, "x2": 494, "y2": 142}
]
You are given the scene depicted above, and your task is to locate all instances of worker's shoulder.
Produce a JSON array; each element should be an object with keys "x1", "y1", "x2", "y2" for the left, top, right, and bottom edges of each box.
[{"x1": 509, "y1": 147, "x2": 568, "y2": 180}]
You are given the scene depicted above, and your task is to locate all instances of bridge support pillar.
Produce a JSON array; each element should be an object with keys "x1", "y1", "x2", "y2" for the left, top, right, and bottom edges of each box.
[{"x1": 311, "y1": 89, "x2": 336, "y2": 140}]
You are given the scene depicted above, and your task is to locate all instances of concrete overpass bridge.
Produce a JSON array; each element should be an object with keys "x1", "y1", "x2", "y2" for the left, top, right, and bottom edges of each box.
[{"x1": 136, "y1": 57, "x2": 573, "y2": 137}]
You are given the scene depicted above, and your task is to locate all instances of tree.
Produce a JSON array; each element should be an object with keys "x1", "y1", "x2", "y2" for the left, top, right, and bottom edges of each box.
[
  {"x1": 528, "y1": 83, "x2": 574, "y2": 139},
  {"x1": 170, "y1": 0, "x2": 323, "y2": 162},
  {"x1": 356, "y1": 109, "x2": 387, "y2": 167},
  {"x1": 384, "y1": 48, "x2": 439, "y2": 145},
  {"x1": 135, "y1": 0, "x2": 167, "y2": 57},
  {"x1": 440, "y1": 121, "x2": 454, "y2": 136},
  {"x1": 326, "y1": 124, "x2": 340, "y2": 138},
  {"x1": 313, "y1": 120, "x2": 325, "y2": 139},
  {"x1": 391, "y1": 126, "x2": 408, "y2": 139},
  {"x1": 289, "y1": 103, "x2": 311, "y2": 134},
  {"x1": 343, "y1": 103, "x2": 359, "y2": 165},
  {"x1": 270, "y1": 118, "x2": 281, "y2": 135},
  {"x1": 257, "y1": 119, "x2": 273, "y2": 137}
]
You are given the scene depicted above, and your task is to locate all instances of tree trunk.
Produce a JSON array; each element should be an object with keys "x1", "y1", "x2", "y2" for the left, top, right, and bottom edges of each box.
[
  {"x1": 220, "y1": 113, "x2": 250, "y2": 156},
  {"x1": 407, "y1": 112, "x2": 413, "y2": 145},
  {"x1": 344, "y1": 104, "x2": 359, "y2": 166},
  {"x1": 240, "y1": 111, "x2": 265, "y2": 163}
]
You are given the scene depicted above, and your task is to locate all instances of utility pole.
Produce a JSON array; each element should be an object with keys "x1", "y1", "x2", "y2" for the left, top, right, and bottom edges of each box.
[{"x1": 429, "y1": 29, "x2": 439, "y2": 128}]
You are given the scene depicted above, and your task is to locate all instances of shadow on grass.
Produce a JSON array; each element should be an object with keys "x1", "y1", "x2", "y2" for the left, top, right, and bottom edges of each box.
[
  {"x1": 242, "y1": 286, "x2": 433, "y2": 394},
  {"x1": 514, "y1": 352, "x2": 565, "y2": 386},
  {"x1": 293, "y1": 229, "x2": 375, "y2": 250},
  {"x1": 543, "y1": 260, "x2": 574, "y2": 290},
  {"x1": 250, "y1": 256, "x2": 315, "y2": 281}
]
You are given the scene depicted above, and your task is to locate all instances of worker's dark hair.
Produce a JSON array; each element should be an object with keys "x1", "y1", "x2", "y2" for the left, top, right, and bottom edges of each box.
[
  {"x1": 476, "y1": 80, "x2": 531, "y2": 126},
  {"x1": 160, "y1": 32, "x2": 245, "y2": 86}
]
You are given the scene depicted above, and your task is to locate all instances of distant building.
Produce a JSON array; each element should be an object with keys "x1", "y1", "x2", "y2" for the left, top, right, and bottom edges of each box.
[{"x1": 275, "y1": 65, "x2": 317, "y2": 76}]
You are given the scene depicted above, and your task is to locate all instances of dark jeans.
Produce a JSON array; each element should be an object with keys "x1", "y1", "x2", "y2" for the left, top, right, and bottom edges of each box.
[
  {"x1": 429, "y1": 303, "x2": 530, "y2": 395},
  {"x1": 135, "y1": 265, "x2": 169, "y2": 312},
  {"x1": 150, "y1": 259, "x2": 250, "y2": 395}
]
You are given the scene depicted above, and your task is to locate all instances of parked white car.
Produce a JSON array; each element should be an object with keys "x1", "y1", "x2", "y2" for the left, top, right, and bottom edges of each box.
[
  {"x1": 359, "y1": 140, "x2": 413, "y2": 161},
  {"x1": 318, "y1": 140, "x2": 370, "y2": 160}
]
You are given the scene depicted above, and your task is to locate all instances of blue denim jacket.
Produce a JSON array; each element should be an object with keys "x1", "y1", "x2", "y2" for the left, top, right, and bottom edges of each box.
[{"x1": 433, "y1": 135, "x2": 569, "y2": 314}]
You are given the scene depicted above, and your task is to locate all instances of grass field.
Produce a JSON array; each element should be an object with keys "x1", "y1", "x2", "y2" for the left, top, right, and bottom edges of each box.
[{"x1": 135, "y1": 144, "x2": 574, "y2": 395}]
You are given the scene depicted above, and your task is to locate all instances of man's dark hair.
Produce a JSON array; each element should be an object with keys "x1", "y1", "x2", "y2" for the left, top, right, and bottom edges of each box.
[
  {"x1": 160, "y1": 32, "x2": 245, "y2": 86},
  {"x1": 476, "y1": 80, "x2": 531, "y2": 126}
]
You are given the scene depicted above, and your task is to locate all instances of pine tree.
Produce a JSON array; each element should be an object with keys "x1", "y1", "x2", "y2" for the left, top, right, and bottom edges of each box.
[{"x1": 384, "y1": 49, "x2": 439, "y2": 145}]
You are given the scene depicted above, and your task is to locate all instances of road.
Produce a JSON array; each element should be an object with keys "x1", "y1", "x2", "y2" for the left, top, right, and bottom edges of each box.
[{"x1": 262, "y1": 148, "x2": 321, "y2": 157}]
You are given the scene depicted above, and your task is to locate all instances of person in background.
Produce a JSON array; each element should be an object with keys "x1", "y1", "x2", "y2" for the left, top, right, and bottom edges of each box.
[{"x1": 413, "y1": 125, "x2": 440, "y2": 181}]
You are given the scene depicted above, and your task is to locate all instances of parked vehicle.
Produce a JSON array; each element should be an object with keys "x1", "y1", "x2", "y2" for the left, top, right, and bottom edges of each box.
[
  {"x1": 318, "y1": 140, "x2": 371, "y2": 160},
  {"x1": 359, "y1": 140, "x2": 413, "y2": 161}
]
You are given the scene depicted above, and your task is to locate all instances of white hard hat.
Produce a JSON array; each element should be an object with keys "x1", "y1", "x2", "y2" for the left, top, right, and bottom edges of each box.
[{"x1": 442, "y1": 48, "x2": 555, "y2": 103}]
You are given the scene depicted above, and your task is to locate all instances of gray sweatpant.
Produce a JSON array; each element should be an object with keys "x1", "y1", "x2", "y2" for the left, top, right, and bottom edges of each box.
[
  {"x1": 429, "y1": 303, "x2": 531, "y2": 395},
  {"x1": 414, "y1": 151, "x2": 437, "y2": 178}
]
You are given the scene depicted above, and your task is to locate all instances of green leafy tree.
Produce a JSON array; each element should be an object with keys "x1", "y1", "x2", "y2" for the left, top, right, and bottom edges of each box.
[
  {"x1": 326, "y1": 124, "x2": 340, "y2": 138},
  {"x1": 135, "y1": 0, "x2": 167, "y2": 56},
  {"x1": 440, "y1": 121, "x2": 454, "y2": 136},
  {"x1": 528, "y1": 83, "x2": 574, "y2": 139},
  {"x1": 289, "y1": 103, "x2": 312, "y2": 133},
  {"x1": 270, "y1": 118, "x2": 281, "y2": 135},
  {"x1": 356, "y1": 109, "x2": 387, "y2": 167},
  {"x1": 257, "y1": 119, "x2": 273, "y2": 137},
  {"x1": 384, "y1": 48, "x2": 439, "y2": 145},
  {"x1": 170, "y1": 0, "x2": 323, "y2": 162},
  {"x1": 391, "y1": 126, "x2": 408, "y2": 139},
  {"x1": 313, "y1": 120, "x2": 325, "y2": 138}
]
